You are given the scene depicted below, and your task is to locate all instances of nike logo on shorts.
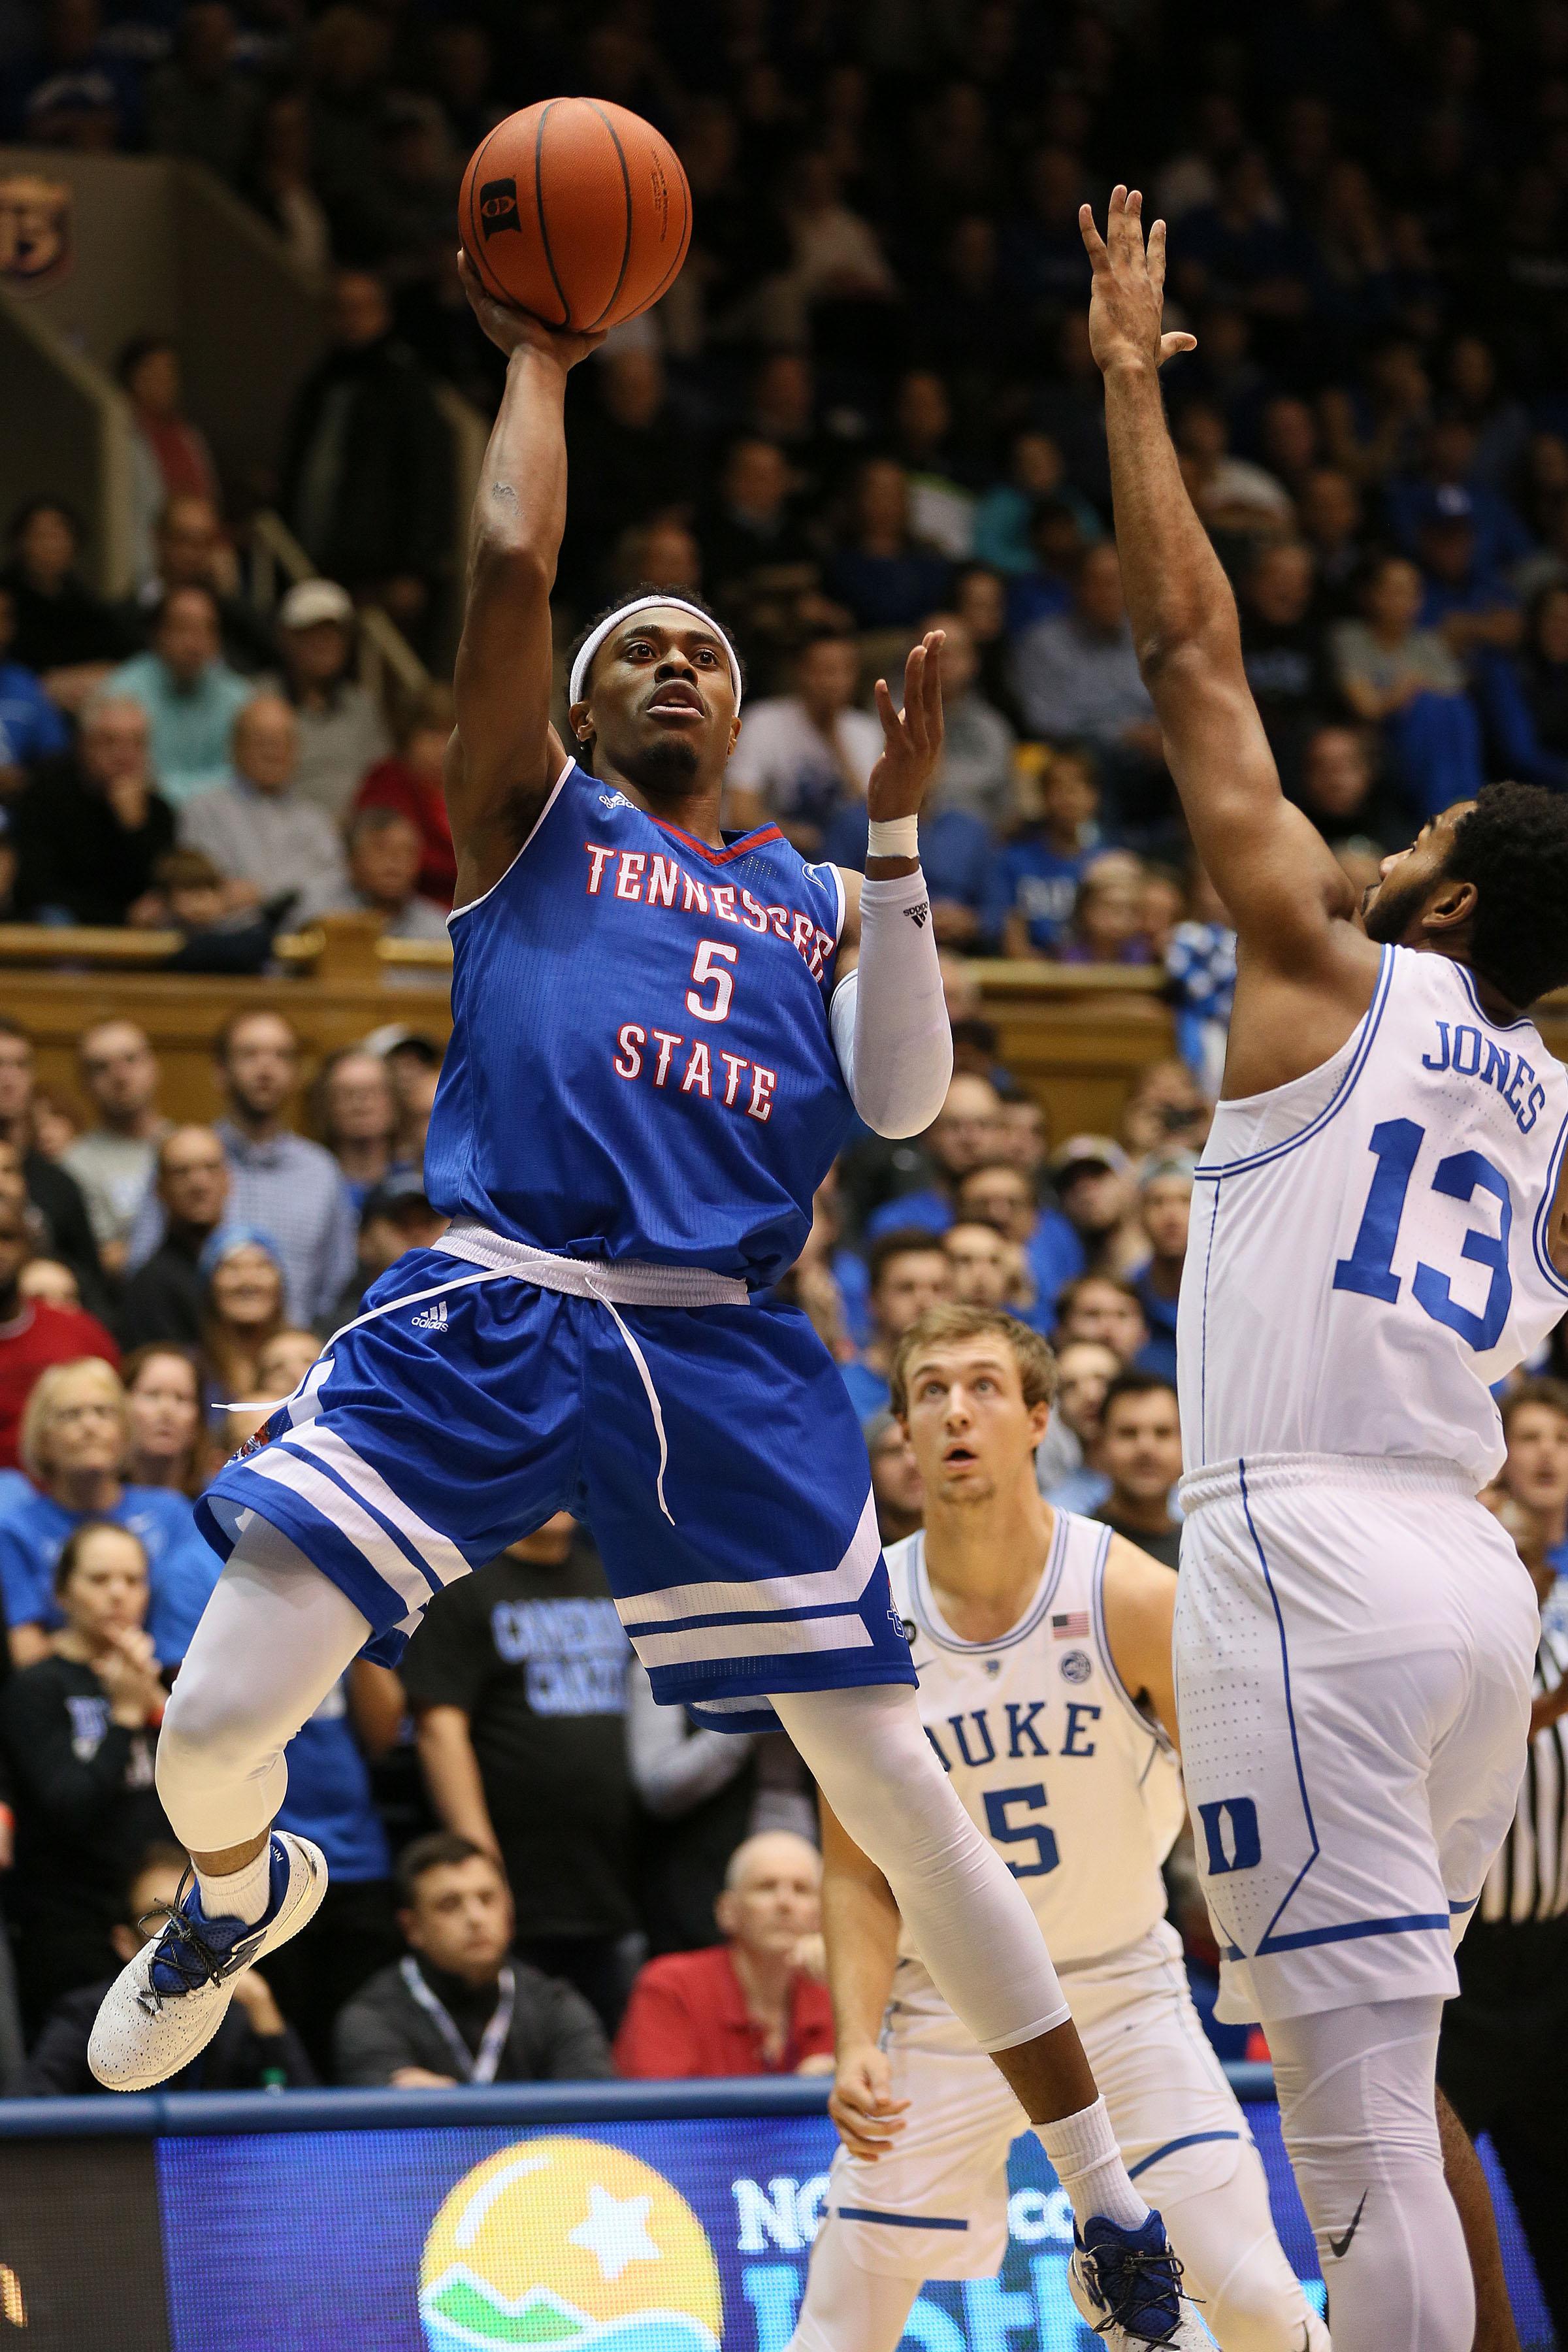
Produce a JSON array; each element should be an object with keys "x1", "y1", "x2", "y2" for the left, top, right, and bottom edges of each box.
[{"x1": 1327, "y1": 2191, "x2": 1367, "y2": 2260}]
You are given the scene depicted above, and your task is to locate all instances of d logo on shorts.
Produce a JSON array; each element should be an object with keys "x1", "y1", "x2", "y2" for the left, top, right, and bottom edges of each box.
[
  {"x1": 1198, "y1": 1796, "x2": 1262, "y2": 1876},
  {"x1": 479, "y1": 179, "x2": 521, "y2": 238}
]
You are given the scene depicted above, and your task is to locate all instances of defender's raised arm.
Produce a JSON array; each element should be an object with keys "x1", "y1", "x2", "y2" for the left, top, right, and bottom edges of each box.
[
  {"x1": 446, "y1": 255, "x2": 603, "y2": 904},
  {"x1": 1078, "y1": 189, "x2": 1360, "y2": 979}
]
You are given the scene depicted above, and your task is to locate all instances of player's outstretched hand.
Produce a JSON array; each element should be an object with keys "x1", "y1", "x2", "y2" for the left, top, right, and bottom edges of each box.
[
  {"x1": 456, "y1": 250, "x2": 607, "y2": 368},
  {"x1": 1077, "y1": 186, "x2": 1197, "y2": 380},
  {"x1": 828, "y1": 2040, "x2": 909, "y2": 2161},
  {"x1": 867, "y1": 630, "x2": 945, "y2": 823}
]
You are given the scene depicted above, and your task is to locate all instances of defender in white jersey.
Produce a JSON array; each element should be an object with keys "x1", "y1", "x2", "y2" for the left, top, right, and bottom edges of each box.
[
  {"x1": 1079, "y1": 186, "x2": 1568, "y2": 2352},
  {"x1": 790, "y1": 1307, "x2": 1326, "y2": 2352}
]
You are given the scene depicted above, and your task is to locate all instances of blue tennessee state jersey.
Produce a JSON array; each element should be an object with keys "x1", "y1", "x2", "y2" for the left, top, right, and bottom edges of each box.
[{"x1": 424, "y1": 759, "x2": 857, "y2": 1286}]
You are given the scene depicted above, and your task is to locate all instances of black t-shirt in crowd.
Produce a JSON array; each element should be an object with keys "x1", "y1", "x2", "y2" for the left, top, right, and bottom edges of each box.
[
  {"x1": 0, "y1": 1656, "x2": 167, "y2": 1957},
  {"x1": 1094, "y1": 1509, "x2": 1183, "y2": 1574},
  {"x1": 402, "y1": 1538, "x2": 636, "y2": 1942}
]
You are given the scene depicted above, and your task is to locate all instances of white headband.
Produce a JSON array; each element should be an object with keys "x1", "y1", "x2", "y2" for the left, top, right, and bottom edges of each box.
[{"x1": 568, "y1": 595, "x2": 743, "y2": 714}]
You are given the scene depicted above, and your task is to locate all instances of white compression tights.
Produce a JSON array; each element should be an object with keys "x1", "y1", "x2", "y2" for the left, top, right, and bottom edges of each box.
[
  {"x1": 156, "y1": 1517, "x2": 372, "y2": 1852},
  {"x1": 768, "y1": 1684, "x2": 1070, "y2": 2055},
  {"x1": 1269, "y1": 1996, "x2": 1471, "y2": 2352}
]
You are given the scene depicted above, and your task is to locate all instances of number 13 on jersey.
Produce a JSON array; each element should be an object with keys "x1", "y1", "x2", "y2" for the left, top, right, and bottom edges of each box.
[{"x1": 1333, "y1": 1117, "x2": 1513, "y2": 1350}]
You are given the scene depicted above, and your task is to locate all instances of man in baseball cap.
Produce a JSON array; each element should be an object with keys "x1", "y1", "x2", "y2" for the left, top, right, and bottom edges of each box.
[{"x1": 267, "y1": 579, "x2": 391, "y2": 819}]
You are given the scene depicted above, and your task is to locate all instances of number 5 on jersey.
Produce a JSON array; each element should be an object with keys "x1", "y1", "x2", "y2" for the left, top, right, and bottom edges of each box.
[{"x1": 686, "y1": 938, "x2": 737, "y2": 1022}]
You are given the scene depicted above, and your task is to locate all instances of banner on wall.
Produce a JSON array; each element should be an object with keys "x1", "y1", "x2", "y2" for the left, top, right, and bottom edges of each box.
[{"x1": 0, "y1": 2105, "x2": 1553, "y2": 2352}]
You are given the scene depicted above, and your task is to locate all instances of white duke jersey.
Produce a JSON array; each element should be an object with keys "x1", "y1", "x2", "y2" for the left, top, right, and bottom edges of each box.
[
  {"x1": 1179, "y1": 944, "x2": 1568, "y2": 1490},
  {"x1": 886, "y1": 1513, "x2": 1184, "y2": 2008}
]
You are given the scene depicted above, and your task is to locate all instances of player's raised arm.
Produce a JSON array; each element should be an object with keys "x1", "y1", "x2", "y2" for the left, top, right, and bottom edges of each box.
[
  {"x1": 1078, "y1": 189, "x2": 1360, "y2": 978},
  {"x1": 446, "y1": 253, "x2": 604, "y2": 902}
]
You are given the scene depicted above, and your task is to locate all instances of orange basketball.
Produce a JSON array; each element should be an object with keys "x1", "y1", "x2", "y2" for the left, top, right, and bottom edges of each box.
[{"x1": 459, "y1": 97, "x2": 692, "y2": 334}]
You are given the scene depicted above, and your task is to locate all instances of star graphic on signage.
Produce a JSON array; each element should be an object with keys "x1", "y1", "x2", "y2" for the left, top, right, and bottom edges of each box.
[{"x1": 567, "y1": 2185, "x2": 663, "y2": 2283}]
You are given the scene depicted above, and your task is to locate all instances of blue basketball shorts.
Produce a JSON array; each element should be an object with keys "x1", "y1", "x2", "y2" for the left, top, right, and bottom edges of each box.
[{"x1": 197, "y1": 1244, "x2": 915, "y2": 1731}]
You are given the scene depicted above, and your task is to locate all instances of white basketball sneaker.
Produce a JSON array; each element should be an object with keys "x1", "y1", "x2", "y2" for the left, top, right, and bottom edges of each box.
[
  {"x1": 89, "y1": 1833, "x2": 327, "y2": 2091},
  {"x1": 1068, "y1": 2211, "x2": 1217, "y2": 2347}
]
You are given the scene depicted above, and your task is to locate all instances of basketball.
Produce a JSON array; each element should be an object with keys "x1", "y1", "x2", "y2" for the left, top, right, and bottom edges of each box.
[{"x1": 459, "y1": 97, "x2": 692, "y2": 334}]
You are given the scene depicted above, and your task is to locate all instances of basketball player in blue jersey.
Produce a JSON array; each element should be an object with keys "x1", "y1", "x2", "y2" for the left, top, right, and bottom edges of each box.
[
  {"x1": 90, "y1": 254, "x2": 1207, "y2": 2345},
  {"x1": 1078, "y1": 188, "x2": 1568, "y2": 2352}
]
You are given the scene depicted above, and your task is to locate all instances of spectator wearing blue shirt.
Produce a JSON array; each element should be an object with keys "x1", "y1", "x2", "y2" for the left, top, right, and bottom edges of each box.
[
  {"x1": 986, "y1": 749, "x2": 1101, "y2": 956},
  {"x1": 972, "y1": 431, "x2": 1103, "y2": 580},
  {"x1": 825, "y1": 460, "x2": 951, "y2": 632},
  {"x1": 0, "y1": 583, "x2": 68, "y2": 791},
  {"x1": 0, "y1": 1356, "x2": 219, "y2": 1671},
  {"x1": 1128, "y1": 1157, "x2": 1196, "y2": 1387},
  {"x1": 840, "y1": 1231, "x2": 953, "y2": 1425},
  {"x1": 261, "y1": 1664, "x2": 404, "y2": 2076},
  {"x1": 1477, "y1": 584, "x2": 1568, "y2": 791},
  {"x1": 1386, "y1": 422, "x2": 1533, "y2": 581},
  {"x1": 106, "y1": 584, "x2": 254, "y2": 808}
]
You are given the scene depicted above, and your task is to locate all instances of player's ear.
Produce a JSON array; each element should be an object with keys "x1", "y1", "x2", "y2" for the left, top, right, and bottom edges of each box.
[
  {"x1": 568, "y1": 698, "x2": 593, "y2": 749},
  {"x1": 1424, "y1": 875, "x2": 1477, "y2": 933},
  {"x1": 1028, "y1": 1398, "x2": 1053, "y2": 1448},
  {"x1": 728, "y1": 713, "x2": 742, "y2": 755}
]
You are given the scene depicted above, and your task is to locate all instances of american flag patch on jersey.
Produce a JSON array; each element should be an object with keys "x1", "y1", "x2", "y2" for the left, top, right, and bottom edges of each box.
[{"x1": 1052, "y1": 1611, "x2": 1090, "y2": 1639}]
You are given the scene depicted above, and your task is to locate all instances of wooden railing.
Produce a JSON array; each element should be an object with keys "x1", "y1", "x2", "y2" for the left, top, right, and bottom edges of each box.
[{"x1": 1, "y1": 923, "x2": 1563, "y2": 1140}]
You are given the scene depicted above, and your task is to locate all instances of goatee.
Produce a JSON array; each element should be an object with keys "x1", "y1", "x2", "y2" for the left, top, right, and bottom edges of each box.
[{"x1": 622, "y1": 735, "x2": 702, "y2": 795}]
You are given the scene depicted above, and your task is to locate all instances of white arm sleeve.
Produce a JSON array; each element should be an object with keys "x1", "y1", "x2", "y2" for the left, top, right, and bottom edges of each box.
[{"x1": 830, "y1": 866, "x2": 953, "y2": 1138}]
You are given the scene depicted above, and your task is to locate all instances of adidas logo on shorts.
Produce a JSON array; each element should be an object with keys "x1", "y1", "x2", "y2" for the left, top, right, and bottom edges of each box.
[{"x1": 411, "y1": 1299, "x2": 449, "y2": 1333}]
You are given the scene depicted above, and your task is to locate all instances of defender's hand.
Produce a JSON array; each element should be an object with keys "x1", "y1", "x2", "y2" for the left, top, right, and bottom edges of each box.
[
  {"x1": 866, "y1": 631, "x2": 945, "y2": 822},
  {"x1": 1078, "y1": 187, "x2": 1196, "y2": 379},
  {"x1": 456, "y1": 250, "x2": 607, "y2": 368},
  {"x1": 828, "y1": 2042, "x2": 909, "y2": 2161}
]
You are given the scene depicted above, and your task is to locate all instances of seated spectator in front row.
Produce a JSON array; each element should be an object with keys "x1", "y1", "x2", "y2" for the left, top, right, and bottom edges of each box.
[
  {"x1": 22, "y1": 1841, "x2": 316, "y2": 2093},
  {"x1": 0, "y1": 1357, "x2": 218, "y2": 1669},
  {"x1": 335, "y1": 1835, "x2": 612, "y2": 2087},
  {"x1": 200, "y1": 1226, "x2": 287, "y2": 1414},
  {"x1": 0, "y1": 1193, "x2": 118, "y2": 1473},
  {"x1": 840, "y1": 1230, "x2": 953, "y2": 1423},
  {"x1": 1054, "y1": 851, "x2": 1156, "y2": 966},
  {"x1": 10, "y1": 694, "x2": 176, "y2": 926},
  {"x1": 149, "y1": 847, "x2": 276, "y2": 976},
  {"x1": 1094, "y1": 1371, "x2": 1184, "y2": 1572},
  {"x1": 615, "y1": 1833, "x2": 834, "y2": 2078},
  {"x1": 987, "y1": 748, "x2": 1102, "y2": 957},
  {"x1": 180, "y1": 694, "x2": 351, "y2": 927},
  {"x1": 122, "y1": 1343, "x2": 212, "y2": 1496},
  {"x1": 0, "y1": 1522, "x2": 169, "y2": 2031}
]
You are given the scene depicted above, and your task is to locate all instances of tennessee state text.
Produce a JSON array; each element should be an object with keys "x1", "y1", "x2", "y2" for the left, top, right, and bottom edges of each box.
[
  {"x1": 583, "y1": 841, "x2": 836, "y2": 981},
  {"x1": 613, "y1": 1027, "x2": 777, "y2": 1120}
]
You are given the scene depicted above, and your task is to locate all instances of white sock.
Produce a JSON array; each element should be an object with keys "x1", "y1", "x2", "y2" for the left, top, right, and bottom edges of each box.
[
  {"x1": 1037, "y1": 2097, "x2": 1151, "y2": 2231},
  {"x1": 194, "y1": 1842, "x2": 273, "y2": 1927}
]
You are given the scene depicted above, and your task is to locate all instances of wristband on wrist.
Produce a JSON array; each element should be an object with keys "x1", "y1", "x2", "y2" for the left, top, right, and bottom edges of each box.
[{"x1": 866, "y1": 813, "x2": 919, "y2": 859}]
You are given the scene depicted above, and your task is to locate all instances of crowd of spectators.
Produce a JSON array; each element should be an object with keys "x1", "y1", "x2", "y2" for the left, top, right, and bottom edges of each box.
[
  {"x1": 7, "y1": 0, "x2": 1568, "y2": 949},
  {"x1": 0, "y1": 16, "x2": 1566, "y2": 2304}
]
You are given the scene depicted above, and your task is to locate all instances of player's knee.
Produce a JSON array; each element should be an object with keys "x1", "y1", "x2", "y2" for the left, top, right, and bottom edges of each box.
[{"x1": 157, "y1": 1663, "x2": 276, "y2": 1795}]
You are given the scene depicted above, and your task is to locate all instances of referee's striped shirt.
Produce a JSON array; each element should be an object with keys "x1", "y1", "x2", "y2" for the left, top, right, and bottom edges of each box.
[{"x1": 1478, "y1": 1625, "x2": 1568, "y2": 1925}]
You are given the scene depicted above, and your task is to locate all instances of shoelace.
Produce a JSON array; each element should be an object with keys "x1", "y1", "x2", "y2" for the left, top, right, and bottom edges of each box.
[
  {"x1": 135, "y1": 1876, "x2": 238, "y2": 2010},
  {"x1": 1085, "y1": 2238, "x2": 1188, "y2": 2346}
]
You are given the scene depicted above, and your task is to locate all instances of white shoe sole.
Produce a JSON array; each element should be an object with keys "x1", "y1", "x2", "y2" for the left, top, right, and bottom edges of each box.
[{"x1": 88, "y1": 1834, "x2": 328, "y2": 2093}]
